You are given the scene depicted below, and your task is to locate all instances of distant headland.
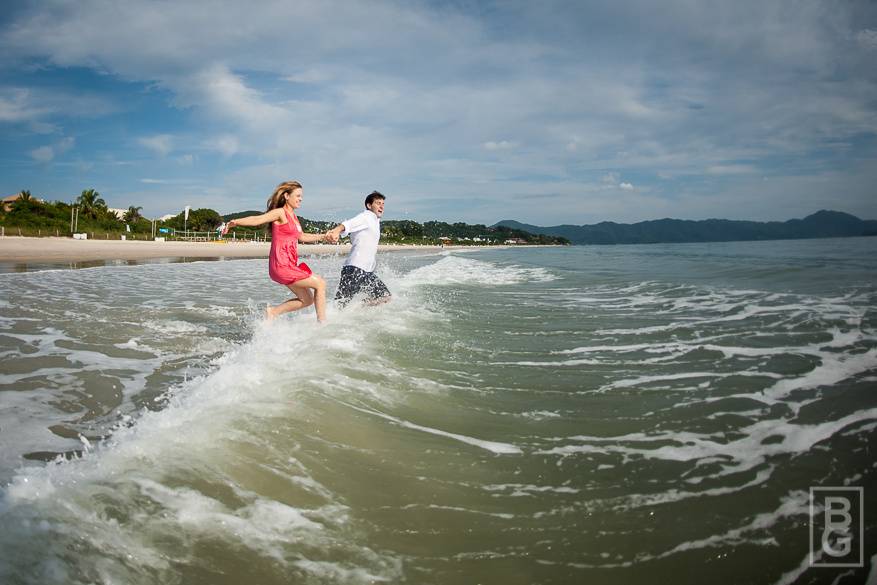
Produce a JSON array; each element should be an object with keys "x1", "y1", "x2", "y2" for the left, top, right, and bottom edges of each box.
[{"x1": 495, "y1": 210, "x2": 877, "y2": 245}]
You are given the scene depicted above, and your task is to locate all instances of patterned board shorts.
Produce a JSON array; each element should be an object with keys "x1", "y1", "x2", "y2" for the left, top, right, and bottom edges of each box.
[{"x1": 334, "y1": 265, "x2": 391, "y2": 306}]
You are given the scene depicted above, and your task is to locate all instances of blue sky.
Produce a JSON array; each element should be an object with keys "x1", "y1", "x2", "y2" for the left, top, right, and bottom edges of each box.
[{"x1": 1, "y1": 0, "x2": 876, "y2": 226}]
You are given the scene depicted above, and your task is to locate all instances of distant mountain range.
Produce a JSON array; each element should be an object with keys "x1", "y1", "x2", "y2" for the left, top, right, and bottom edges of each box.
[{"x1": 494, "y1": 210, "x2": 877, "y2": 245}]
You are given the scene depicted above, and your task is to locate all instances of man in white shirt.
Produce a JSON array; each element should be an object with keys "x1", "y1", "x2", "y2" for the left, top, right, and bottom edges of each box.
[{"x1": 327, "y1": 191, "x2": 391, "y2": 306}]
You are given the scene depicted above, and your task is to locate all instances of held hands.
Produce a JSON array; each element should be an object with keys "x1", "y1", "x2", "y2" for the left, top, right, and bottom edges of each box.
[{"x1": 324, "y1": 226, "x2": 343, "y2": 244}]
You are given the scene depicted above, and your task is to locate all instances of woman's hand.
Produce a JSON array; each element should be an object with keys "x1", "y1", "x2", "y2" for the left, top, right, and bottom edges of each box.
[
  {"x1": 220, "y1": 220, "x2": 236, "y2": 236},
  {"x1": 326, "y1": 225, "x2": 344, "y2": 243}
]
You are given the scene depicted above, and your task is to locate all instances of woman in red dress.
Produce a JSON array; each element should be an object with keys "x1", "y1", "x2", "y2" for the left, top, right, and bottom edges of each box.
[{"x1": 225, "y1": 181, "x2": 330, "y2": 321}]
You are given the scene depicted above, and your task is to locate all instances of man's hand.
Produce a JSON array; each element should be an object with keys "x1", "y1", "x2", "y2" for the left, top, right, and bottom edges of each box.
[{"x1": 326, "y1": 225, "x2": 344, "y2": 243}]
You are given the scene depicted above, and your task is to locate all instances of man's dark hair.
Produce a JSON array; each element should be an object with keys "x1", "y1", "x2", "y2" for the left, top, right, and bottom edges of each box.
[{"x1": 365, "y1": 191, "x2": 385, "y2": 208}]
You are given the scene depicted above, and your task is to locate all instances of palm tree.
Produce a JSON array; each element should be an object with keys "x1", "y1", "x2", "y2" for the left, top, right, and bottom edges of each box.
[
  {"x1": 123, "y1": 206, "x2": 143, "y2": 224},
  {"x1": 6, "y1": 189, "x2": 33, "y2": 213},
  {"x1": 76, "y1": 189, "x2": 106, "y2": 219}
]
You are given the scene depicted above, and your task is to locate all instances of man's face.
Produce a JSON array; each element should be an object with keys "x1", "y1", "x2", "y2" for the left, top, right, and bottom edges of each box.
[{"x1": 368, "y1": 198, "x2": 385, "y2": 217}]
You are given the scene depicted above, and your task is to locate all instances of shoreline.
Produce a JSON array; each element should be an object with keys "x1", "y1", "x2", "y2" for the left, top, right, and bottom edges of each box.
[{"x1": 0, "y1": 236, "x2": 515, "y2": 266}]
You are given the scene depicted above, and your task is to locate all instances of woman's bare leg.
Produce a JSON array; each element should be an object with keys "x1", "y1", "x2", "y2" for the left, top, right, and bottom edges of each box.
[
  {"x1": 290, "y1": 275, "x2": 327, "y2": 322},
  {"x1": 266, "y1": 285, "x2": 314, "y2": 319}
]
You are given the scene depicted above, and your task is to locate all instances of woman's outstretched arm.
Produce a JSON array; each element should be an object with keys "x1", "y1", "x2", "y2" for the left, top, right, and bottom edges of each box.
[
  {"x1": 298, "y1": 231, "x2": 331, "y2": 244},
  {"x1": 226, "y1": 208, "x2": 284, "y2": 229}
]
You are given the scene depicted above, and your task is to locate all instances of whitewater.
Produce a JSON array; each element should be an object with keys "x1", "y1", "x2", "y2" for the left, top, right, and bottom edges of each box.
[{"x1": 0, "y1": 238, "x2": 875, "y2": 584}]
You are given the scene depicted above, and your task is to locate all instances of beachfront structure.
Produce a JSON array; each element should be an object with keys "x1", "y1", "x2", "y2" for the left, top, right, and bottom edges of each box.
[
  {"x1": 3, "y1": 193, "x2": 30, "y2": 211},
  {"x1": 2, "y1": 194, "x2": 20, "y2": 212},
  {"x1": 2, "y1": 193, "x2": 46, "y2": 211},
  {"x1": 504, "y1": 238, "x2": 527, "y2": 244}
]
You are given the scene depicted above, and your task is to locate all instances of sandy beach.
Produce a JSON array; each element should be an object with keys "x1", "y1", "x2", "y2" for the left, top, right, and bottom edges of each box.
[{"x1": 0, "y1": 236, "x2": 448, "y2": 264}]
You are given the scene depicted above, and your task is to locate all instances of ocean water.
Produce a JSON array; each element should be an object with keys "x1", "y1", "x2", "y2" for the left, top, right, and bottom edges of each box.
[{"x1": 0, "y1": 238, "x2": 875, "y2": 585}]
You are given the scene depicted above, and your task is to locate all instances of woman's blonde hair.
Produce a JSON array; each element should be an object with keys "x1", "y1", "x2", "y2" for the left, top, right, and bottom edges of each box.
[{"x1": 266, "y1": 180, "x2": 302, "y2": 211}]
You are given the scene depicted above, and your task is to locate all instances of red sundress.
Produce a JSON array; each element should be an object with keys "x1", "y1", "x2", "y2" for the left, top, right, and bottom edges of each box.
[{"x1": 268, "y1": 208, "x2": 313, "y2": 285}]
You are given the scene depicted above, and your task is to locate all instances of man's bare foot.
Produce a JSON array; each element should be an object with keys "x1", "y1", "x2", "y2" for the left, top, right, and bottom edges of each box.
[{"x1": 265, "y1": 305, "x2": 277, "y2": 320}]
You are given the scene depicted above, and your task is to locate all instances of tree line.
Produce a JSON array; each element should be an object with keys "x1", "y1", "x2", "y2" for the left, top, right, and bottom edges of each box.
[
  {"x1": 1, "y1": 189, "x2": 569, "y2": 245},
  {"x1": 223, "y1": 211, "x2": 566, "y2": 244},
  {"x1": 1, "y1": 189, "x2": 225, "y2": 236}
]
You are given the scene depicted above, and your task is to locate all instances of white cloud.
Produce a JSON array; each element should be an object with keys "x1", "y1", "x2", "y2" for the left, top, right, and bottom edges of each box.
[
  {"x1": 28, "y1": 136, "x2": 75, "y2": 162},
  {"x1": 284, "y1": 69, "x2": 335, "y2": 84},
  {"x1": 56, "y1": 136, "x2": 75, "y2": 154},
  {"x1": 706, "y1": 164, "x2": 758, "y2": 175},
  {"x1": 599, "y1": 173, "x2": 635, "y2": 191},
  {"x1": 186, "y1": 65, "x2": 289, "y2": 130},
  {"x1": 30, "y1": 121, "x2": 58, "y2": 134},
  {"x1": 0, "y1": 89, "x2": 49, "y2": 122},
  {"x1": 138, "y1": 134, "x2": 174, "y2": 157},
  {"x1": 0, "y1": 86, "x2": 117, "y2": 124},
  {"x1": 856, "y1": 29, "x2": 877, "y2": 50},
  {"x1": 29, "y1": 145, "x2": 54, "y2": 162},
  {"x1": 139, "y1": 177, "x2": 198, "y2": 186},
  {"x1": 483, "y1": 140, "x2": 518, "y2": 151},
  {"x1": 212, "y1": 135, "x2": 239, "y2": 157}
]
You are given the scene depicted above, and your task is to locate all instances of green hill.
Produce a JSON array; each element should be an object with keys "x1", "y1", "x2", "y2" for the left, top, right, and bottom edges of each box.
[
  {"x1": 220, "y1": 211, "x2": 568, "y2": 244},
  {"x1": 222, "y1": 210, "x2": 263, "y2": 221}
]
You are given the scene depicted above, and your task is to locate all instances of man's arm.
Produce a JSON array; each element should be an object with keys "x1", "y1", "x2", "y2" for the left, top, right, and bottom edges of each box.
[
  {"x1": 326, "y1": 223, "x2": 345, "y2": 243},
  {"x1": 326, "y1": 212, "x2": 368, "y2": 243}
]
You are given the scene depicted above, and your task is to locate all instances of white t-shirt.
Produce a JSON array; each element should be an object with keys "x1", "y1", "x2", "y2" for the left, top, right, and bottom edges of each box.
[{"x1": 341, "y1": 210, "x2": 381, "y2": 272}]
